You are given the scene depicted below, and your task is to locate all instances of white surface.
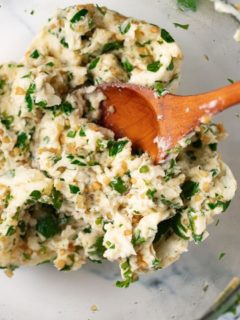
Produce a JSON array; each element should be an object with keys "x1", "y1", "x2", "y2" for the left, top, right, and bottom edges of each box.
[{"x1": 0, "y1": 1, "x2": 239, "y2": 320}]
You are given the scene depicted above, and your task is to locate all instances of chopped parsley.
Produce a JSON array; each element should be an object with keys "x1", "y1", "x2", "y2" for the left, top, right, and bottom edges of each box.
[
  {"x1": 105, "y1": 240, "x2": 115, "y2": 249},
  {"x1": 70, "y1": 8, "x2": 88, "y2": 23},
  {"x1": 69, "y1": 184, "x2": 80, "y2": 194},
  {"x1": 46, "y1": 62, "x2": 54, "y2": 67},
  {"x1": 83, "y1": 225, "x2": 92, "y2": 233},
  {"x1": 210, "y1": 168, "x2": 218, "y2": 177},
  {"x1": 6, "y1": 226, "x2": 16, "y2": 236},
  {"x1": 102, "y1": 41, "x2": 124, "y2": 54},
  {"x1": 119, "y1": 22, "x2": 131, "y2": 34},
  {"x1": 89, "y1": 236, "x2": 106, "y2": 258},
  {"x1": 167, "y1": 59, "x2": 174, "y2": 71},
  {"x1": 227, "y1": 78, "x2": 234, "y2": 84},
  {"x1": 218, "y1": 252, "x2": 226, "y2": 260},
  {"x1": 15, "y1": 132, "x2": 28, "y2": 149},
  {"x1": 187, "y1": 209, "x2": 203, "y2": 243},
  {"x1": 60, "y1": 101, "x2": 73, "y2": 115},
  {"x1": 30, "y1": 190, "x2": 42, "y2": 201},
  {"x1": 116, "y1": 259, "x2": 134, "y2": 288},
  {"x1": 30, "y1": 49, "x2": 40, "y2": 59},
  {"x1": 79, "y1": 127, "x2": 86, "y2": 137},
  {"x1": 0, "y1": 79, "x2": 6, "y2": 90},
  {"x1": 25, "y1": 83, "x2": 36, "y2": 111},
  {"x1": 88, "y1": 57, "x2": 100, "y2": 70},
  {"x1": 146, "y1": 188, "x2": 157, "y2": 200},
  {"x1": 171, "y1": 213, "x2": 189, "y2": 240},
  {"x1": 122, "y1": 59, "x2": 133, "y2": 73},
  {"x1": 109, "y1": 177, "x2": 128, "y2": 194},
  {"x1": 107, "y1": 140, "x2": 128, "y2": 156},
  {"x1": 36, "y1": 206, "x2": 59, "y2": 239},
  {"x1": 181, "y1": 180, "x2": 199, "y2": 200},
  {"x1": 151, "y1": 259, "x2": 161, "y2": 270},
  {"x1": 154, "y1": 81, "x2": 168, "y2": 96},
  {"x1": 132, "y1": 230, "x2": 145, "y2": 246},
  {"x1": 208, "y1": 200, "x2": 231, "y2": 212},
  {"x1": 67, "y1": 130, "x2": 76, "y2": 138},
  {"x1": 161, "y1": 29, "x2": 174, "y2": 43},
  {"x1": 164, "y1": 159, "x2": 176, "y2": 181},
  {"x1": 60, "y1": 37, "x2": 69, "y2": 48},
  {"x1": 1, "y1": 113, "x2": 14, "y2": 129},
  {"x1": 147, "y1": 61, "x2": 161, "y2": 72},
  {"x1": 209, "y1": 143, "x2": 217, "y2": 151},
  {"x1": 51, "y1": 187, "x2": 63, "y2": 210},
  {"x1": 160, "y1": 195, "x2": 182, "y2": 210},
  {"x1": 177, "y1": 0, "x2": 197, "y2": 11},
  {"x1": 173, "y1": 23, "x2": 189, "y2": 30}
]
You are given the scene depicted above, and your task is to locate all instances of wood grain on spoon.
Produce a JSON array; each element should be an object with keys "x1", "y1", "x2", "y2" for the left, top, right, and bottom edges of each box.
[{"x1": 100, "y1": 82, "x2": 240, "y2": 163}]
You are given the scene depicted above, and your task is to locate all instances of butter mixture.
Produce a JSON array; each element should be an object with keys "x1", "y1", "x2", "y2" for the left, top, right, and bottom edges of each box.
[{"x1": 0, "y1": 4, "x2": 236, "y2": 286}]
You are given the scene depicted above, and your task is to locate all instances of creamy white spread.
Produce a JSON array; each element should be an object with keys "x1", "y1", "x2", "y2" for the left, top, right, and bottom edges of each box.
[{"x1": 0, "y1": 4, "x2": 237, "y2": 286}]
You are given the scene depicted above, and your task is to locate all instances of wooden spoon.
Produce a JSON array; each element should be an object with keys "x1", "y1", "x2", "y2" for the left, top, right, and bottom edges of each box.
[{"x1": 99, "y1": 82, "x2": 240, "y2": 162}]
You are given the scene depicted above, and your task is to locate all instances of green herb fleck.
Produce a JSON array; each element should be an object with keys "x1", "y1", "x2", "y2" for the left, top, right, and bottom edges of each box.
[
  {"x1": 181, "y1": 180, "x2": 199, "y2": 200},
  {"x1": 89, "y1": 236, "x2": 106, "y2": 258},
  {"x1": 0, "y1": 79, "x2": 6, "y2": 90},
  {"x1": 88, "y1": 57, "x2": 100, "y2": 70},
  {"x1": 116, "y1": 259, "x2": 134, "y2": 288},
  {"x1": 51, "y1": 187, "x2": 63, "y2": 210},
  {"x1": 208, "y1": 200, "x2": 231, "y2": 212},
  {"x1": 95, "y1": 217, "x2": 103, "y2": 225},
  {"x1": 107, "y1": 140, "x2": 128, "y2": 156},
  {"x1": 122, "y1": 59, "x2": 133, "y2": 73},
  {"x1": 146, "y1": 188, "x2": 157, "y2": 200},
  {"x1": 67, "y1": 130, "x2": 76, "y2": 138},
  {"x1": 154, "y1": 81, "x2": 168, "y2": 96},
  {"x1": 172, "y1": 212, "x2": 190, "y2": 240},
  {"x1": 119, "y1": 22, "x2": 131, "y2": 34},
  {"x1": 167, "y1": 59, "x2": 174, "y2": 71},
  {"x1": 227, "y1": 78, "x2": 234, "y2": 84},
  {"x1": 102, "y1": 41, "x2": 124, "y2": 54},
  {"x1": 61, "y1": 101, "x2": 73, "y2": 115},
  {"x1": 105, "y1": 240, "x2": 115, "y2": 249},
  {"x1": 209, "y1": 143, "x2": 217, "y2": 151},
  {"x1": 109, "y1": 177, "x2": 128, "y2": 194},
  {"x1": 218, "y1": 252, "x2": 226, "y2": 260},
  {"x1": 132, "y1": 230, "x2": 145, "y2": 246},
  {"x1": 79, "y1": 127, "x2": 86, "y2": 137},
  {"x1": 6, "y1": 226, "x2": 16, "y2": 236},
  {"x1": 69, "y1": 184, "x2": 80, "y2": 194},
  {"x1": 147, "y1": 61, "x2": 161, "y2": 72},
  {"x1": 60, "y1": 37, "x2": 69, "y2": 48},
  {"x1": 1, "y1": 113, "x2": 14, "y2": 129},
  {"x1": 15, "y1": 132, "x2": 28, "y2": 149},
  {"x1": 173, "y1": 23, "x2": 189, "y2": 30},
  {"x1": 177, "y1": 0, "x2": 197, "y2": 11},
  {"x1": 30, "y1": 190, "x2": 41, "y2": 201},
  {"x1": 161, "y1": 29, "x2": 175, "y2": 43},
  {"x1": 36, "y1": 213, "x2": 59, "y2": 239},
  {"x1": 30, "y1": 49, "x2": 40, "y2": 59},
  {"x1": 83, "y1": 225, "x2": 92, "y2": 233},
  {"x1": 187, "y1": 209, "x2": 203, "y2": 243},
  {"x1": 70, "y1": 8, "x2": 88, "y2": 23},
  {"x1": 25, "y1": 83, "x2": 36, "y2": 111},
  {"x1": 46, "y1": 62, "x2": 54, "y2": 67}
]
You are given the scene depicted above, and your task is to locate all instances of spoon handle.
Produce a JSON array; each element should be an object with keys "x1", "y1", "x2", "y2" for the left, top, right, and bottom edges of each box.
[{"x1": 185, "y1": 81, "x2": 240, "y2": 114}]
